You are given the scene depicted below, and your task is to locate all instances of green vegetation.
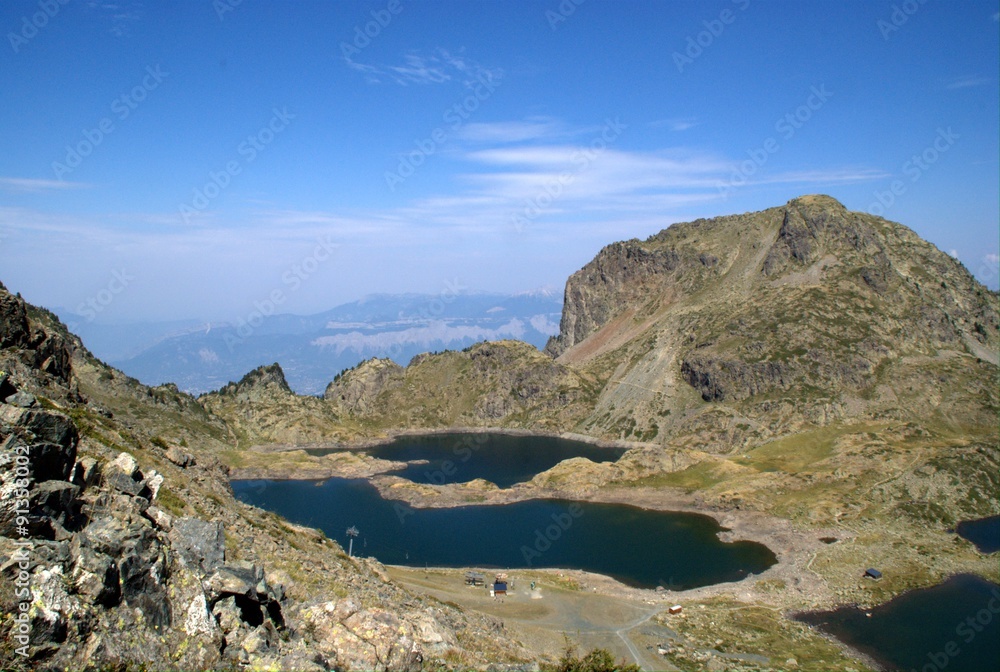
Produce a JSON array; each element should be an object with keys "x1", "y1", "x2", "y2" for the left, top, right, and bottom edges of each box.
[
  {"x1": 660, "y1": 597, "x2": 870, "y2": 671},
  {"x1": 543, "y1": 646, "x2": 640, "y2": 672},
  {"x1": 623, "y1": 460, "x2": 729, "y2": 491}
]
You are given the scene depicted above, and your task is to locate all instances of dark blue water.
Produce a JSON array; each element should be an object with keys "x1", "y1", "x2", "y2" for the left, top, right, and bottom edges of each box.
[
  {"x1": 798, "y1": 574, "x2": 1000, "y2": 672},
  {"x1": 956, "y1": 516, "x2": 1000, "y2": 554},
  {"x1": 313, "y1": 433, "x2": 627, "y2": 488},
  {"x1": 232, "y1": 477, "x2": 776, "y2": 589}
]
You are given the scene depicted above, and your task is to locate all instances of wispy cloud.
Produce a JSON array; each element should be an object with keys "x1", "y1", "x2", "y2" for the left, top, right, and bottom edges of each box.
[
  {"x1": 749, "y1": 168, "x2": 891, "y2": 187},
  {"x1": 945, "y1": 75, "x2": 990, "y2": 90},
  {"x1": 649, "y1": 117, "x2": 700, "y2": 132},
  {"x1": 312, "y1": 318, "x2": 527, "y2": 354},
  {"x1": 456, "y1": 119, "x2": 564, "y2": 144},
  {"x1": 0, "y1": 177, "x2": 91, "y2": 193},
  {"x1": 345, "y1": 48, "x2": 502, "y2": 86}
]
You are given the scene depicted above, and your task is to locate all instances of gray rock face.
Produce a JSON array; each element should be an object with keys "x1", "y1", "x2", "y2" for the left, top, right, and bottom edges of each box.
[
  {"x1": 681, "y1": 355, "x2": 794, "y2": 402},
  {"x1": 170, "y1": 517, "x2": 225, "y2": 575},
  {"x1": 545, "y1": 241, "x2": 687, "y2": 356},
  {"x1": 324, "y1": 357, "x2": 404, "y2": 413}
]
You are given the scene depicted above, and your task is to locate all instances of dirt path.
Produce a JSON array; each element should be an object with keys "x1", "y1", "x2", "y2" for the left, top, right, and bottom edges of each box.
[{"x1": 386, "y1": 566, "x2": 678, "y2": 670}]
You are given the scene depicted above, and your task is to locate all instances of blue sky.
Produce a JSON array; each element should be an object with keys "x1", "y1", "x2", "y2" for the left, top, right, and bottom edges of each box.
[{"x1": 1, "y1": 0, "x2": 997, "y2": 323}]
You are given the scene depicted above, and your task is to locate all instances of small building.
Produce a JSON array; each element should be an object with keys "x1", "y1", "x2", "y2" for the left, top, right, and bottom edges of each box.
[
  {"x1": 864, "y1": 568, "x2": 882, "y2": 580},
  {"x1": 465, "y1": 571, "x2": 485, "y2": 586},
  {"x1": 493, "y1": 581, "x2": 508, "y2": 596},
  {"x1": 668, "y1": 605, "x2": 683, "y2": 615}
]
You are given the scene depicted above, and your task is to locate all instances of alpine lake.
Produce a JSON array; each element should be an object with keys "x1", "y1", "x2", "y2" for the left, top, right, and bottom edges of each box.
[
  {"x1": 234, "y1": 432, "x2": 777, "y2": 590},
  {"x1": 233, "y1": 433, "x2": 1000, "y2": 669}
]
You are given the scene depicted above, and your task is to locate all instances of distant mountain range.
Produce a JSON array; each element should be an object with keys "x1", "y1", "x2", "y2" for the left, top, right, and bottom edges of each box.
[{"x1": 57, "y1": 292, "x2": 562, "y2": 395}]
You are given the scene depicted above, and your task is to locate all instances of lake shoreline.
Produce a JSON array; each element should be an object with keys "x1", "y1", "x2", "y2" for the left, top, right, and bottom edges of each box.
[
  {"x1": 228, "y1": 429, "x2": 999, "y2": 671},
  {"x1": 236, "y1": 425, "x2": 643, "y2": 459}
]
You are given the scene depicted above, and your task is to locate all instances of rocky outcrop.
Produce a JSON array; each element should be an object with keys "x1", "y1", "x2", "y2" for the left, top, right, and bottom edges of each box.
[
  {"x1": 681, "y1": 355, "x2": 795, "y2": 402},
  {"x1": 324, "y1": 357, "x2": 404, "y2": 414},
  {"x1": 317, "y1": 340, "x2": 598, "y2": 433},
  {"x1": 1, "y1": 282, "x2": 533, "y2": 670},
  {"x1": 0, "y1": 379, "x2": 320, "y2": 668},
  {"x1": 545, "y1": 242, "x2": 685, "y2": 356},
  {"x1": 214, "y1": 362, "x2": 293, "y2": 400},
  {"x1": 0, "y1": 290, "x2": 73, "y2": 386}
]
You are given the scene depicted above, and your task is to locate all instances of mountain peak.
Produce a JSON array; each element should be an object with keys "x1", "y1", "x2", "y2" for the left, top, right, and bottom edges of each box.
[
  {"x1": 218, "y1": 362, "x2": 291, "y2": 396},
  {"x1": 786, "y1": 194, "x2": 846, "y2": 210}
]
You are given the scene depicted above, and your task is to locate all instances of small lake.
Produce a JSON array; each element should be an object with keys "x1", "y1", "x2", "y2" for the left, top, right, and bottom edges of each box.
[
  {"x1": 311, "y1": 433, "x2": 627, "y2": 488},
  {"x1": 232, "y1": 477, "x2": 777, "y2": 589},
  {"x1": 798, "y1": 574, "x2": 1000, "y2": 672},
  {"x1": 956, "y1": 515, "x2": 1000, "y2": 554}
]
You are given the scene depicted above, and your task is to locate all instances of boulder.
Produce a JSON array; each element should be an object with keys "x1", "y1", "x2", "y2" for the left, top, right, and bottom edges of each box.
[
  {"x1": 69, "y1": 544, "x2": 120, "y2": 607},
  {"x1": 206, "y1": 564, "x2": 259, "y2": 602},
  {"x1": 170, "y1": 517, "x2": 225, "y2": 575},
  {"x1": 165, "y1": 446, "x2": 195, "y2": 468},
  {"x1": 110, "y1": 452, "x2": 139, "y2": 479},
  {"x1": 71, "y1": 457, "x2": 101, "y2": 488},
  {"x1": 144, "y1": 505, "x2": 173, "y2": 531},
  {"x1": 102, "y1": 468, "x2": 146, "y2": 497},
  {"x1": 144, "y1": 470, "x2": 164, "y2": 500},
  {"x1": 4, "y1": 391, "x2": 36, "y2": 408},
  {"x1": 183, "y1": 593, "x2": 218, "y2": 637},
  {"x1": 28, "y1": 481, "x2": 80, "y2": 532}
]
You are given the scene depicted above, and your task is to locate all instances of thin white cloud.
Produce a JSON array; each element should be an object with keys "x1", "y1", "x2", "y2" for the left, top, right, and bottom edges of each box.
[
  {"x1": 0, "y1": 177, "x2": 91, "y2": 193},
  {"x1": 529, "y1": 313, "x2": 559, "y2": 335},
  {"x1": 984, "y1": 253, "x2": 999, "y2": 264},
  {"x1": 649, "y1": 118, "x2": 700, "y2": 132},
  {"x1": 311, "y1": 318, "x2": 526, "y2": 353},
  {"x1": 344, "y1": 48, "x2": 502, "y2": 87},
  {"x1": 748, "y1": 168, "x2": 891, "y2": 186},
  {"x1": 946, "y1": 75, "x2": 990, "y2": 90},
  {"x1": 456, "y1": 119, "x2": 564, "y2": 144}
]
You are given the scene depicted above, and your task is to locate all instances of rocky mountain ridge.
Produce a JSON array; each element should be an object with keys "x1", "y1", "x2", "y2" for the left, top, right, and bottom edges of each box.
[
  {"x1": 0, "y1": 282, "x2": 530, "y2": 669},
  {"x1": 208, "y1": 197, "x2": 997, "y2": 456}
]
